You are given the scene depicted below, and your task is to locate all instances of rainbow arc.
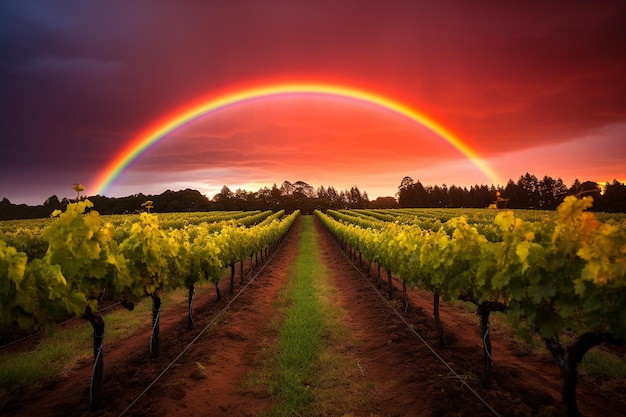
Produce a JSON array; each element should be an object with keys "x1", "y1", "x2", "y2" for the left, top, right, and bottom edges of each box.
[{"x1": 93, "y1": 83, "x2": 501, "y2": 195}]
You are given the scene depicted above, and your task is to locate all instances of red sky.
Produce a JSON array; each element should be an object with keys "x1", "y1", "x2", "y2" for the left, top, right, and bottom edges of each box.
[{"x1": 1, "y1": 1, "x2": 625, "y2": 205}]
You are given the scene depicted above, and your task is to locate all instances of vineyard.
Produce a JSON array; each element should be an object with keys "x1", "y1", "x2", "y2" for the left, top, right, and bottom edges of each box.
[
  {"x1": 317, "y1": 198, "x2": 626, "y2": 417},
  {"x1": 1, "y1": 204, "x2": 298, "y2": 410},
  {"x1": 1, "y1": 198, "x2": 625, "y2": 417}
]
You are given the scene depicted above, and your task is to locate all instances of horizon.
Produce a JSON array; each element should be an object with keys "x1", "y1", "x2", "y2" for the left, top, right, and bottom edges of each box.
[{"x1": 4, "y1": 174, "x2": 619, "y2": 207}]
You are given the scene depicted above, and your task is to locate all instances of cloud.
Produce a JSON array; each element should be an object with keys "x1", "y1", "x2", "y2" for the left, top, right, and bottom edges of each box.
[
  {"x1": 490, "y1": 122, "x2": 626, "y2": 186},
  {"x1": 15, "y1": 55, "x2": 124, "y2": 75},
  {"x1": 1, "y1": 1, "x2": 625, "y2": 204},
  {"x1": 118, "y1": 96, "x2": 465, "y2": 178}
]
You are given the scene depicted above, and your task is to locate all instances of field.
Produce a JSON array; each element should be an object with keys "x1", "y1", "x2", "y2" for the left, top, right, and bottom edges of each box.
[{"x1": 1, "y1": 214, "x2": 625, "y2": 417}]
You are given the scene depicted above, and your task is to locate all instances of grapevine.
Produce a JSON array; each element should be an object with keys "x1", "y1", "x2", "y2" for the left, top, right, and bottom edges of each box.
[
  {"x1": 317, "y1": 197, "x2": 625, "y2": 416},
  {"x1": 0, "y1": 202, "x2": 298, "y2": 409}
]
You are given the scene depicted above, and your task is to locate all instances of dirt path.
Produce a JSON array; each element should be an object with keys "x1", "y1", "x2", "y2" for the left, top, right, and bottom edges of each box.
[
  {"x1": 110, "y1": 221, "x2": 304, "y2": 417},
  {"x1": 313, "y1": 215, "x2": 462, "y2": 416},
  {"x1": 2, "y1": 214, "x2": 625, "y2": 417}
]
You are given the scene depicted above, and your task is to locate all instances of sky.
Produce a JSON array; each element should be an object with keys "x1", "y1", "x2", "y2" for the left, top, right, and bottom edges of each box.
[{"x1": 1, "y1": 1, "x2": 625, "y2": 206}]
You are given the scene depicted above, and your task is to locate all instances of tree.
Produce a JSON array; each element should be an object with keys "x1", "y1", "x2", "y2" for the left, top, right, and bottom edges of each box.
[
  {"x1": 44, "y1": 195, "x2": 61, "y2": 207},
  {"x1": 397, "y1": 176, "x2": 418, "y2": 207},
  {"x1": 448, "y1": 185, "x2": 464, "y2": 207},
  {"x1": 347, "y1": 186, "x2": 367, "y2": 209},
  {"x1": 280, "y1": 181, "x2": 295, "y2": 196},
  {"x1": 568, "y1": 180, "x2": 602, "y2": 209},
  {"x1": 371, "y1": 196, "x2": 398, "y2": 209},
  {"x1": 431, "y1": 185, "x2": 447, "y2": 208},
  {"x1": 537, "y1": 176, "x2": 568, "y2": 210},
  {"x1": 325, "y1": 186, "x2": 341, "y2": 209},
  {"x1": 264, "y1": 184, "x2": 280, "y2": 207},
  {"x1": 398, "y1": 176, "x2": 414, "y2": 191},
  {"x1": 212, "y1": 185, "x2": 237, "y2": 210},
  {"x1": 579, "y1": 181, "x2": 602, "y2": 201},
  {"x1": 293, "y1": 180, "x2": 315, "y2": 198},
  {"x1": 216, "y1": 185, "x2": 233, "y2": 200},
  {"x1": 517, "y1": 173, "x2": 540, "y2": 209},
  {"x1": 599, "y1": 180, "x2": 626, "y2": 212},
  {"x1": 472, "y1": 184, "x2": 493, "y2": 208}
]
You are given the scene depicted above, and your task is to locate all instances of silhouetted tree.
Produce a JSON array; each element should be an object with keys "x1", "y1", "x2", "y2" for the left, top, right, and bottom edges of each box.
[
  {"x1": 448, "y1": 185, "x2": 465, "y2": 207},
  {"x1": 346, "y1": 186, "x2": 368, "y2": 209},
  {"x1": 517, "y1": 173, "x2": 540, "y2": 209},
  {"x1": 44, "y1": 195, "x2": 61, "y2": 208},
  {"x1": 213, "y1": 185, "x2": 237, "y2": 210},
  {"x1": 4, "y1": 174, "x2": 625, "y2": 221},
  {"x1": 578, "y1": 181, "x2": 602, "y2": 205},
  {"x1": 293, "y1": 181, "x2": 316, "y2": 198},
  {"x1": 280, "y1": 181, "x2": 295, "y2": 196},
  {"x1": 317, "y1": 185, "x2": 328, "y2": 199},
  {"x1": 429, "y1": 185, "x2": 443, "y2": 207},
  {"x1": 326, "y1": 186, "x2": 342, "y2": 209},
  {"x1": 537, "y1": 176, "x2": 568, "y2": 210},
  {"x1": 269, "y1": 184, "x2": 282, "y2": 206},
  {"x1": 371, "y1": 196, "x2": 398, "y2": 209},
  {"x1": 503, "y1": 180, "x2": 522, "y2": 208},
  {"x1": 397, "y1": 176, "x2": 416, "y2": 207},
  {"x1": 599, "y1": 180, "x2": 626, "y2": 212}
]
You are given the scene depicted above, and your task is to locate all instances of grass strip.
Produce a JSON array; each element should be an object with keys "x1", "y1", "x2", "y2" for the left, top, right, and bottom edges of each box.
[
  {"x1": 265, "y1": 215, "x2": 372, "y2": 416},
  {"x1": 267, "y1": 216, "x2": 326, "y2": 416}
]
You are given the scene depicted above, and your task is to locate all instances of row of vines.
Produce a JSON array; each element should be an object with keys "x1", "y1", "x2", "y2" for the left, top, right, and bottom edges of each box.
[
  {"x1": 316, "y1": 196, "x2": 625, "y2": 417},
  {"x1": 0, "y1": 201, "x2": 299, "y2": 408}
]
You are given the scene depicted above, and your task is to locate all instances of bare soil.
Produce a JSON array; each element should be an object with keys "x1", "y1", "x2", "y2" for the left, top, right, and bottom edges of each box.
[{"x1": 2, "y1": 215, "x2": 624, "y2": 417}]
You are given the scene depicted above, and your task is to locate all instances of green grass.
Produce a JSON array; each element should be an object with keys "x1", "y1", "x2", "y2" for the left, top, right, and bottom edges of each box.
[
  {"x1": 581, "y1": 348, "x2": 626, "y2": 379},
  {"x1": 263, "y1": 216, "x2": 372, "y2": 417},
  {"x1": 266, "y1": 216, "x2": 326, "y2": 416}
]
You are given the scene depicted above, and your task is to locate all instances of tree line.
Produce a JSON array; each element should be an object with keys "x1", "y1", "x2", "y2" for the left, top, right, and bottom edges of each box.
[
  {"x1": 396, "y1": 174, "x2": 626, "y2": 212},
  {"x1": 0, "y1": 181, "x2": 376, "y2": 220},
  {"x1": 1, "y1": 175, "x2": 625, "y2": 220}
]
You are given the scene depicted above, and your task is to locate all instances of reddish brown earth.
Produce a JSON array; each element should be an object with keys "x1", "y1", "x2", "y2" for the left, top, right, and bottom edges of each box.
[{"x1": 2, "y1": 215, "x2": 625, "y2": 417}]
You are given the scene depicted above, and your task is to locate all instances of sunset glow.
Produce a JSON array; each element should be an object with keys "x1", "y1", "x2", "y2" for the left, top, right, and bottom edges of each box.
[
  {"x1": 1, "y1": 2, "x2": 624, "y2": 205},
  {"x1": 93, "y1": 83, "x2": 502, "y2": 195}
]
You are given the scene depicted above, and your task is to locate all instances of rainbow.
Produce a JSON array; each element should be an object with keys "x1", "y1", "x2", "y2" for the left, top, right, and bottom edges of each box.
[{"x1": 93, "y1": 83, "x2": 501, "y2": 195}]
